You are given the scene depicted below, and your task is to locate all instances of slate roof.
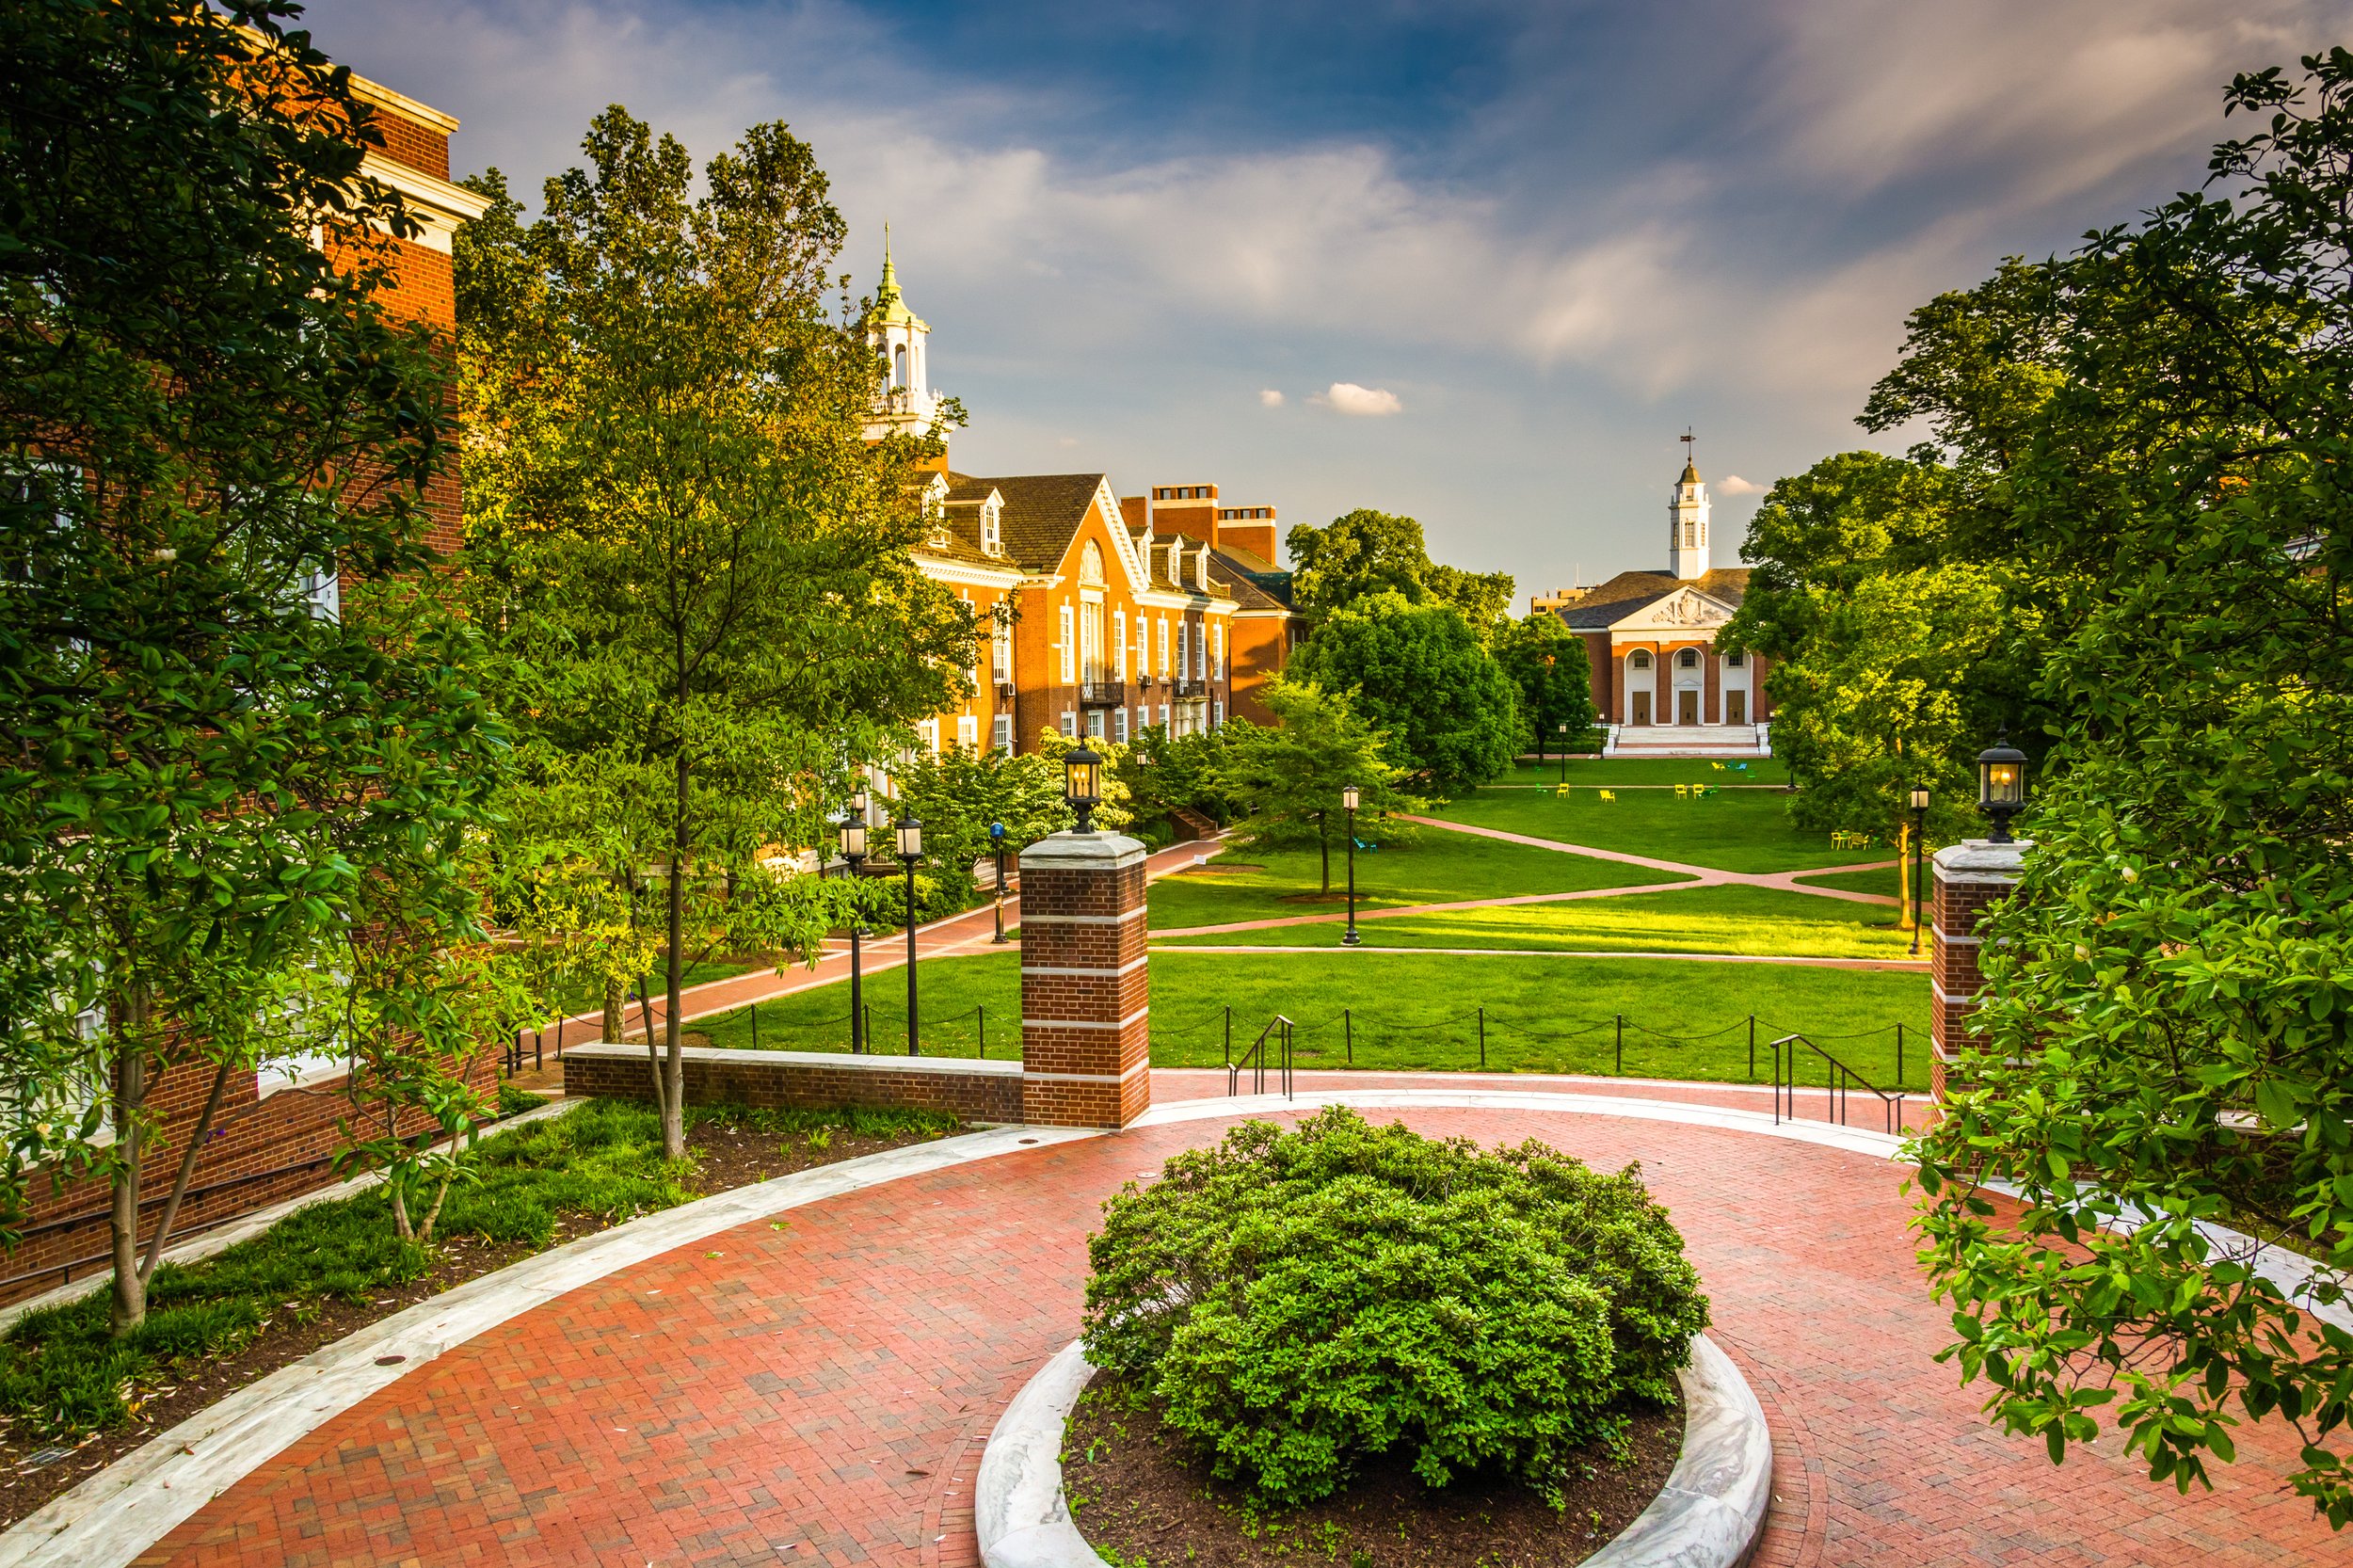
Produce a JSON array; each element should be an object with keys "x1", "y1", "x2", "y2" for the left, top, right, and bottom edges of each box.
[
  {"x1": 946, "y1": 471, "x2": 1107, "y2": 574},
  {"x1": 1553, "y1": 567, "x2": 1753, "y2": 630}
]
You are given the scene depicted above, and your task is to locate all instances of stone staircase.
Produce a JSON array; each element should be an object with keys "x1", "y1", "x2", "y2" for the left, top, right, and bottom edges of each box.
[{"x1": 1603, "y1": 722, "x2": 1770, "y2": 759}]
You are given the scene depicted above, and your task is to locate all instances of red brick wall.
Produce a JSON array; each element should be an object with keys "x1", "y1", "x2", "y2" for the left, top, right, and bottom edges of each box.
[
  {"x1": 1930, "y1": 850, "x2": 2020, "y2": 1100},
  {"x1": 561, "y1": 1047, "x2": 1022, "y2": 1124}
]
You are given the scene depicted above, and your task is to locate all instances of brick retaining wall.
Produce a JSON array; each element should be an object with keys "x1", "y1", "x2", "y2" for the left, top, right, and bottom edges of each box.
[{"x1": 561, "y1": 1043, "x2": 1024, "y2": 1124}]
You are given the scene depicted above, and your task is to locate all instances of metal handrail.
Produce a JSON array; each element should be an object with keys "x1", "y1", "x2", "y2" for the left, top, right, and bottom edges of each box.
[
  {"x1": 1228, "y1": 1014, "x2": 1295, "y2": 1099},
  {"x1": 1769, "y1": 1032, "x2": 1908, "y2": 1133}
]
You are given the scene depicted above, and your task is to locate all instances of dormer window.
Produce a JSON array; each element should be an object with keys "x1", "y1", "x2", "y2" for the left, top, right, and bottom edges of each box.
[{"x1": 981, "y1": 499, "x2": 1002, "y2": 556}]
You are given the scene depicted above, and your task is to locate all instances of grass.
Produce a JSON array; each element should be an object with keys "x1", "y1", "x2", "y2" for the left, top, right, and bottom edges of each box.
[
  {"x1": 1427, "y1": 788, "x2": 1868, "y2": 874},
  {"x1": 1147, "y1": 833, "x2": 1677, "y2": 932},
  {"x1": 548, "y1": 955, "x2": 766, "y2": 1020},
  {"x1": 1155, "y1": 884, "x2": 1912, "y2": 960},
  {"x1": 0, "y1": 1097, "x2": 957, "y2": 1440},
  {"x1": 1492, "y1": 756, "x2": 1790, "y2": 788},
  {"x1": 1794, "y1": 866, "x2": 1912, "y2": 900},
  {"x1": 701, "y1": 949, "x2": 1931, "y2": 1087}
]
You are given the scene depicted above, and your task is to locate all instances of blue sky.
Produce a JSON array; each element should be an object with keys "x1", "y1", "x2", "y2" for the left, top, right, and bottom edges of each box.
[{"x1": 302, "y1": 0, "x2": 2343, "y2": 598}]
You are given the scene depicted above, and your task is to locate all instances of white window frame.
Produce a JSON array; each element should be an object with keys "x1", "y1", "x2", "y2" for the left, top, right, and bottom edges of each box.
[
  {"x1": 1157, "y1": 617, "x2": 1170, "y2": 676},
  {"x1": 992, "y1": 712, "x2": 1013, "y2": 754},
  {"x1": 1114, "y1": 707, "x2": 1129, "y2": 744},
  {"x1": 1059, "y1": 603, "x2": 1076, "y2": 683},
  {"x1": 1113, "y1": 611, "x2": 1128, "y2": 679},
  {"x1": 956, "y1": 713, "x2": 978, "y2": 748},
  {"x1": 1060, "y1": 711, "x2": 1077, "y2": 740}
]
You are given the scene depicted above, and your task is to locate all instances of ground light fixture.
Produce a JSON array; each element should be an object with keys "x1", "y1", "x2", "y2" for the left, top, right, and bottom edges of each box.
[
  {"x1": 838, "y1": 807, "x2": 869, "y2": 1053},
  {"x1": 1558, "y1": 721, "x2": 1570, "y2": 785},
  {"x1": 1064, "y1": 740, "x2": 1104, "y2": 833},
  {"x1": 1908, "y1": 786, "x2": 1930, "y2": 957},
  {"x1": 897, "y1": 810, "x2": 923, "y2": 1056},
  {"x1": 1977, "y1": 730, "x2": 2028, "y2": 843},
  {"x1": 989, "y1": 821, "x2": 1010, "y2": 943},
  {"x1": 1341, "y1": 783, "x2": 1362, "y2": 947}
]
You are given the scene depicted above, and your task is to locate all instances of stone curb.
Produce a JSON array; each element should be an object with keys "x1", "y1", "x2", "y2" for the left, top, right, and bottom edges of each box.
[
  {"x1": 975, "y1": 1335, "x2": 1769, "y2": 1568},
  {"x1": 0, "y1": 1118, "x2": 1101, "y2": 1568}
]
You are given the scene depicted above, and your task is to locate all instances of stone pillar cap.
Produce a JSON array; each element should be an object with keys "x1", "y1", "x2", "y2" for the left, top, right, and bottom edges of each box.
[
  {"x1": 1018, "y1": 830, "x2": 1148, "y2": 872},
  {"x1": 1932, "y1": 838, "x2": 2034, "y2": 878}
]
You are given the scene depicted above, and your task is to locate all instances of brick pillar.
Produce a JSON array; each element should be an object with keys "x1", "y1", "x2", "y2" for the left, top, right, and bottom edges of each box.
[
  {"x1": 1018, "y1": 831, "x2": 1152, "y2": 1128},
  {"x1": 1930, "y1": 838, "x2": 2029, "y2": 1099}
]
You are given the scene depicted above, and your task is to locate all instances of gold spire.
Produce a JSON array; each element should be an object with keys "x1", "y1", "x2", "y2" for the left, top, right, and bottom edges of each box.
[{"x1": 870, "y1": 222, "x2": 925, "y2": 329}]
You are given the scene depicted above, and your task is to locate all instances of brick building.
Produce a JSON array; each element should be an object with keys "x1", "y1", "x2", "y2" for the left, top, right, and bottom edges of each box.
[
  {"x1": 876, "y1": 256, "x2": 1298, "y2": 753},
  {"x1": 1, "y1": 69, "x2": 490, "y2": 1306},
  {"x1": 1543, "y1": 454, "x2": 1771, "y2": 757}
]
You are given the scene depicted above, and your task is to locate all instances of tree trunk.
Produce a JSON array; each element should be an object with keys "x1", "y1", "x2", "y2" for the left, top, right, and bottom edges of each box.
[
  {"x1": 107, "y1": 985, "x2": 150, "y2": 1338},
  {"x1": 1319, "y1": 809, "x2": 1331, "y2": 893},
  {"x1": 663, "y1": 747, "x2": 689, "y2": 1160},
  {"x1": 1897, "y1": 821, "x2": 1916, "y2": 933},
  {"x1": 139, "y1": 1053, "x2": 234, "y2": 1286},
  {"x1": 602, "y1": 975, "x2": 624, "y2": 1045}
]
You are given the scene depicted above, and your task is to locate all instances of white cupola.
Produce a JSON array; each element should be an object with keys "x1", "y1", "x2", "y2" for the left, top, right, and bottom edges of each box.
[
  {"x1": 864, "y1": 227, "x2": 938, "y2": 440},
  {"x1": 1668, "y1": 453, "x2": 1710, "y2": 579}
]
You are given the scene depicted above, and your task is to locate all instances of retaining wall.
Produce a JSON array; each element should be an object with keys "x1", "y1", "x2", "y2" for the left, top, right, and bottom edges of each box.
[{"x1": 561, "y1": 1042, "x2": 1024, "y2": 1124}]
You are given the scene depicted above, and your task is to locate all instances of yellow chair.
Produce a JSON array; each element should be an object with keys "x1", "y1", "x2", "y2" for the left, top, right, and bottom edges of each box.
[
  {"x1": 1598, "y1": 789, "x2": 1617, "y2": 804},
  {"x1": 1673, "y1": 783, "x2": 1690, "y2": 800},
  {"x1": 1710, "y1": 762, "x2": 1726, "y2": 773}
]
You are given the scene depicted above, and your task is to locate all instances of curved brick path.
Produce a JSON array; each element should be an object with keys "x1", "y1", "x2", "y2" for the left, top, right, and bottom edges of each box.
[{"x1": 119, "y1": 1098, "x2": 2337, "y2": 1567}]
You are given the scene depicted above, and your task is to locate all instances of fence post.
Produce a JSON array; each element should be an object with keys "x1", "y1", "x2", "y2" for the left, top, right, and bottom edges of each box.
[
  {"x1": 1896, "y1": 1022, "x2": 1903, "y2": 1089},
  {"x1": 1748, "y1": 1014, "x2": 1755, "y2": 1082},
  {"x1": 1478, "y1": 1006, "x2": 1486, "y2": 1070},
  {"x1": 536, "y1": 1027, "x2": 544, "y2": 1071},
  {"x1": 978, "y1": 1004, "x2": 985, "y2": 1060},
  {"x1": 1345, "y1": 1008, "x2": 1353, "y2": 1066},
  {"x1": 1615, "y1": 1013, "x2": 1624, "y2": 1076},
  {"x1": 750, "y1": 1000, "x2": 760, "y2": 1051},
  {"x1": 1224, "y1": 1005, "x2": 1232, "y2": 1068}
]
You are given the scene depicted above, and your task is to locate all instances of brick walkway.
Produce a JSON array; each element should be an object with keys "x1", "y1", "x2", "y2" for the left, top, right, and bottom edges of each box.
[{"x1": 131, "y1": 1097, "x2": 2336, "y2": 1566}]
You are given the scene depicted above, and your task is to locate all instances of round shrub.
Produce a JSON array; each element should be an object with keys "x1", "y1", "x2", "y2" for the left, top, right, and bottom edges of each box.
[{"x1": 1081, "y1": 1107, "x2": 1708, "y2": 1508}]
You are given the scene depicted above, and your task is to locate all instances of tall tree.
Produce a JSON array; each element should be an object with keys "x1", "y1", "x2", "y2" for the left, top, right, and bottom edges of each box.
[
  {"x1": 1286, "y1": 508, "x2": 1513, "y2": 632},
  {"x1": 1915, "y1": 50, "x2": 2353, "y2": 1526},
  {"x1": 456, "y1": 109, "x2": 972, "y2": 1160},
  {"x1": 0, "y1": 2, "x2": 505, "y2": 1334},
  {"x1": 1215, "y1": 681, "x2": 1418, "y2": 891},
  {"x1": 1285, "y1": 592, "x2": 1522, "y2": 792},
  {"x1": 1494, "y1": 612, "x2": 1597, "y2": 760}
]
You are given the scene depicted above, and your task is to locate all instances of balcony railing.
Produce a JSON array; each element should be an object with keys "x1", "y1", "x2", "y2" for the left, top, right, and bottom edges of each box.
[{"x1": 1078, "y1": 679, "x2": 1125, "y2": 706}]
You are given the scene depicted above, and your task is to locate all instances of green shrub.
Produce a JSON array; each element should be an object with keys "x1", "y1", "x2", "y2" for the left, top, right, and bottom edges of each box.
[
  {"x1": 498, "y1": 1082, "x2": 550, "y2": 1116},
  {"x1": 1081, "y1": 1107, "x2": 1707, "y2": 1508}
]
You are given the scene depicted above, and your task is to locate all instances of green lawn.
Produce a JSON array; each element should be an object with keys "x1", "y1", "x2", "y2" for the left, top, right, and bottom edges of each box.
[
  {"x1": 1148, "y1": 834, "x2": 1677, "y2": 931},
  {"x1": 1426, "y1": 788, "x2": 1867, "y2": 874},
  {"x1": 694, "y1": 949, "x2": 1930, "y2": 1089},
  {"x1": 1155, "y1": 884, "x2": 1911, "y2": 960},
  {"x1": 1794, "y1": 866, "x2": 1912, "y2": 900},
  {"x1": 1490, "y1": 757, "x2": 1790, "y2": 789}
]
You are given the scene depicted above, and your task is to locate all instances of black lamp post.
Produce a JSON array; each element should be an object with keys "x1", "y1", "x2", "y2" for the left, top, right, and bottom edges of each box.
[
  {"x1": 1908, "y1": 786, "x2": 1929, "y2": 957},
  {"x1": 1341, "y1": 784, "x2": 1362, "y2": 947},
  {"x1": 1064, "y1": 740, "x2": 1104, "y2": 833},
  {"x1": 989, "y1": 821, "x2": 1009, "y2": 943},
  {"x1": 897, "y1": 809, "x2": 923, "y2": 1055},
  {"x1": 1977, "y1": 730, "x2": 2028, "y2": 844},
  {"x1": 1557, "y1": 722, "x2": 1569, "y2": 785},
  {"x1": 839, "y1": 790, "x2": 869, "y2": 1054}
]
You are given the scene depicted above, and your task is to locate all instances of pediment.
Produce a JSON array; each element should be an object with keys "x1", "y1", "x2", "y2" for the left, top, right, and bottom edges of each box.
[{"x1": 1617, "y1": 586, "x2": 1735, "y2": 632}]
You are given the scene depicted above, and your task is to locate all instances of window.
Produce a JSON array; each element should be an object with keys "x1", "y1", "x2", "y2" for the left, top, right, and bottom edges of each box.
[
  {"x1": 1213, "y1": 700, "x2": 1224, "y2": 728},
  {"x1": 956, "y1": 714, "x2": 977, "y2": 747},
  {"x1": 1086, "y1": 710, "x2": 1105, "y2": 740},
  {"x1": 1059, "y1": 603, "x2": 1076, "y2": 682},
  {"x1": 993, "y1": 712, "x2": 1013, "y2": 754},
  {"x1": 1726, "y1": 651, "x2": 1747, "y2": 669},
  {"x1": 1630, "y1": 649, "x2": 1652, "y2": 671},
  {"x1": 1135, "y1": 616, "x2": 1149, "y2": 676},
  {"x1": 981, "y1": 500, "x2": 1001, "y2": 556},
  {"x1": 1177, "y1": 620, "x2": 1191, "y2": 680},
  {"x1": 1157, "y1": 617, "x2": 1170, "y2": 676},
  {"x1": 1134, "y1": 704, "x2": 1149, "y2": 736},
  {"x1": 1212, "y1": 623, "x2": 1225, "y2": 679},
  {"x1": 991, "y1": 611, "x2": 1013, "y2": 681},
  {"x1": 1159, "y1": 703, "x2": 1170, "y2": 729},
  {"x1": 1113, "y1": 707, "x2": 1128, "y2": 744},
  {"x1": 299, "y1": 561, "x2": 341, "y2": 622},
  {"x1": 1112, "y1": 611, "x2": 1128, "y2": 678},
  {"x1": 1678, "y1": 648, "x2": 1699, "y2": 669},
  {"x1": 918, "y1": 718, "x2": 940, "y2": 752},
  {"x1": 1060, "y1": 711, "x2": 1077, "y2": 739},
  {"x1": 893, "y1": 343, "x2": 907, "y2": 387}
]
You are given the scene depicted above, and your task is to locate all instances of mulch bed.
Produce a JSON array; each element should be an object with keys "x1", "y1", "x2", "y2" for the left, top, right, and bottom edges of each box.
[
  {"x1": 0, "y1": 1111, "x2": 952, "y2": 1529},
  {"x1": 1064, "y1": 1376, "x2": 1683, "y2": 1568}
]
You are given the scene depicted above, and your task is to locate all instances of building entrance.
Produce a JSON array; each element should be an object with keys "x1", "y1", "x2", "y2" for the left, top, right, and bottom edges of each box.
[
  {"x1": 1631, "y1": 691, "x2": 1651, "y2": 726},
  {"x1": 1677, "y1": 689, "x2": 1699, "y2": 727},
  {"x1": 1727, "y1": 691, "x2": 1746, "y2": 726}
]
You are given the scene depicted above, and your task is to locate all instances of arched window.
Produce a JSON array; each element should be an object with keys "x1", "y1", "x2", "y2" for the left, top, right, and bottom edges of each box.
[
  {"x1": 1080, "y1": 539, "x2": 1106, "y2": 585},
  {"x1": 893, "y1": 343, "x2": 907, "y2": 388},
  {"x1": 1678, "y1": 648, "x2": 1699, "y2": 669},
  {"x1": 1726, "y1": 651, "x2": 1746, "y2": 669},
  {"x1": 1630, "y1": 649, "x2": 1652, "y2": 671}
]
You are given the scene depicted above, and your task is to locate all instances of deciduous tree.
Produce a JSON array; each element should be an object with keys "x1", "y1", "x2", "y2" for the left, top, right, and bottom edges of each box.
[{"x1": 1286, "y1": 592, "x2": 1521, "y2": 792}]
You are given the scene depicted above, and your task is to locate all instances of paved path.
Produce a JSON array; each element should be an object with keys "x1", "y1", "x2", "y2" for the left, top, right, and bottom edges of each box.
[
  {"x1": 1158, "y1": 944, "x2": 1929, "y2": 972},
  {"x1": 1404, "y1": 815, "x2": 1901, "y2": 905},
  {"x1": 110, "y1": 1089, "x2": 2338, "y2": 1567},
  {"x1": 536, "y1": 839, "x2": 1225, "y2": 1052}
]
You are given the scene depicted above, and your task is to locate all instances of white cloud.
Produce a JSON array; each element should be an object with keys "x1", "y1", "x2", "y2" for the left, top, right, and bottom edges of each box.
[
  {"x1": 1312, "y1": 382, "x2": 1402, "y2": 417},
  {"x1": 1258, "y1": 388, "x2": 1286, "y2": 408},
  {"x1": 1717, "y1": 474, "x2": 1767, "y2": 496}
]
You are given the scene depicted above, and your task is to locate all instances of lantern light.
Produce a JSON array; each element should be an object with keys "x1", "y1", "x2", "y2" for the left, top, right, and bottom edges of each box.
[
  {"x1": 895, "y1": 812, "x2": 923, "y2": 861},
  {"x1": 1977, "y1": 730, "x2": 2028, "y2": 843},
  {"x1": 1064, "y1": 741, "x2": 1104, "y2": 833},
  {"x1": 1342, "y1": 784, "x2": 1361, "y2": 811},
  {"x1": 1910, "y1": 787, "x2": 1930, "y2": 811},
  {"x1": 839, "y1": 818, "x2": 867, "y2": 861},
  {"x1": 849, "y1": 785, "x2": 870, "y2": 818}
]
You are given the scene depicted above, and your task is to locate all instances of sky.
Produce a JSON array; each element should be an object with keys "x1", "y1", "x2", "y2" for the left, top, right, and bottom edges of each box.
[{"x1": 300, "y1": 0, "x2": 2345, "y2": 599}]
